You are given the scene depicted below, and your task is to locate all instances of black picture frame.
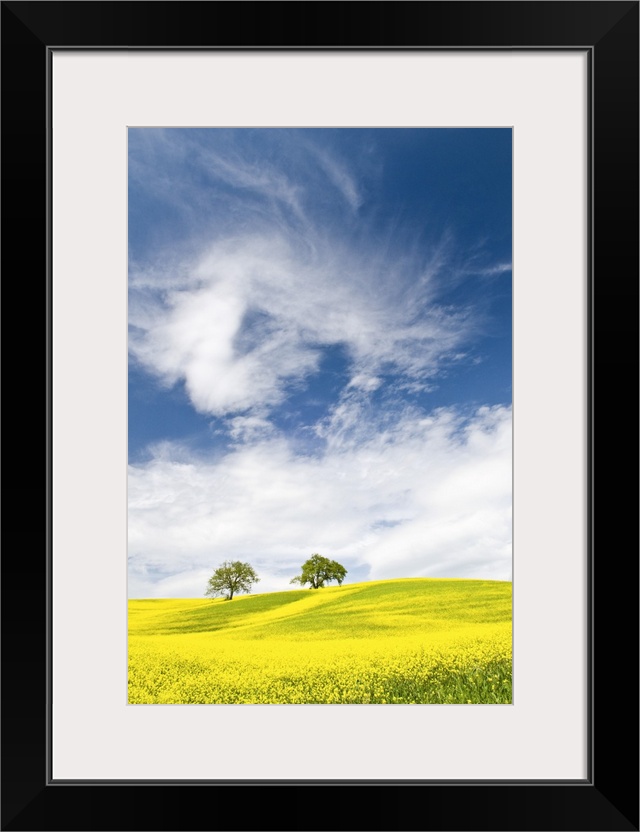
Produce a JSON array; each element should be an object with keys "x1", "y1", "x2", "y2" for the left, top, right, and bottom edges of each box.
[{"x1": 2, "y1": 2, "x2": 638, "y2": 830}]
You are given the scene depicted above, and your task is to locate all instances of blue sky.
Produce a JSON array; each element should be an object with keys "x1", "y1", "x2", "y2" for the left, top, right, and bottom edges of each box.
[{"x1": 128, "y1": 128, "x2": 512, "y2": 598}]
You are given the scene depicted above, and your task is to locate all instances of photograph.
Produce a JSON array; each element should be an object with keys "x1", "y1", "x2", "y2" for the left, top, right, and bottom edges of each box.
[{"x1": 127, "y1": 127, "x2": 513, "y2": 705}]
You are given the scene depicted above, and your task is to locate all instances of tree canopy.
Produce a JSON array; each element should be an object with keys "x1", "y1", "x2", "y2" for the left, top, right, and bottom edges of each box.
[
  {"x1": 205, "y1": 560, "x2": 260, "y2": 600},
  {"x1": 290, "y1": 554, "x2": 347, "y2": 589}
]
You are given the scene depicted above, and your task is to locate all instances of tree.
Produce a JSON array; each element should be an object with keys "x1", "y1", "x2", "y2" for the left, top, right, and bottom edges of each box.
[
  {"x1": 205, "y1": 560, "x2": 260, "y2": 600},
  {"x1": 290, "y1": 553, "x2": 347, "y2": 589}
]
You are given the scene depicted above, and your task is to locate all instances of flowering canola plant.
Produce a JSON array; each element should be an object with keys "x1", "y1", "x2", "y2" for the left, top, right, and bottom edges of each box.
[{"x1": 128, "y1": 578, "x2": 512, "y2": 704}]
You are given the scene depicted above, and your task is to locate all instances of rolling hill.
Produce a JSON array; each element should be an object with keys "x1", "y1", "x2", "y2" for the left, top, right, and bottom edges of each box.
[{"x1": 128, "y1": 578, "x2": 512, "y2": 704}]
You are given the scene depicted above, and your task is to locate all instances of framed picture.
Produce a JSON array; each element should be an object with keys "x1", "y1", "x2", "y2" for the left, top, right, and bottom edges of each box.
[
  {"x1": 2, "y1": 2, "x2": 637, "y2": 830},
  {"x1": 126, "y1": 123, "x2": 515, "y2": 713}
]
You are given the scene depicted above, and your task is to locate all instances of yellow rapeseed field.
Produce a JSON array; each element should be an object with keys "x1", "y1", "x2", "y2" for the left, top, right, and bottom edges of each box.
[{"x1": 128, "y1": 578, "x2": 512, "y2": 704}]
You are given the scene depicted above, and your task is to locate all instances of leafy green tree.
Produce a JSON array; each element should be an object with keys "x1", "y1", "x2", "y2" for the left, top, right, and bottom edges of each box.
[
  {"x1": 290, "y1": 553, "x2": 347, "y2": 589},
  {"x1": 205, "y1": 560, "x2": 260, "y2": 600}
]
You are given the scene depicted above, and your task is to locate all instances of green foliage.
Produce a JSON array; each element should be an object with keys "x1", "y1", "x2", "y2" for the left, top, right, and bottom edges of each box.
[
  {"x1": 205, "y1": 560, "x2": 259, "y2": 601},
  {"x1": 290, "y1": 553, "x2": 347, "y2": 589}
]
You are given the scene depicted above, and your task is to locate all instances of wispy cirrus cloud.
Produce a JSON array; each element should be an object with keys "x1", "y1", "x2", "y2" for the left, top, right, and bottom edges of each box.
[
  {"x1": 310, "y1": 144, "x2": 363, "y2": 211},
  {"x1": 129, "y1": 227, "x2": 475, "y2": 419}
]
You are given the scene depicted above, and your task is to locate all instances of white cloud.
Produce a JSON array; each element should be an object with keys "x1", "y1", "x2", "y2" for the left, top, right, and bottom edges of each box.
[
  {"x1": 311, "y1": 146, "x2": 363, "y2": 211},
  {"x1": 348, "y1": 374, "x2": 382, "y2": 392},
  {"x1": 474, "y1": 262, "x2": 513, "y2": 276},
  {"x1": 227, "y1": 415, "x2": 276, "y2": 443},
  {"x1": 128, "y1": 405, "x2": 512, "y2": 597},
  {"x1": 129, "y1": 130, "x2": 479, "y2": 420},
  {"x1": 129, "y1": 232, "x2": 472, "y2": 418}
]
